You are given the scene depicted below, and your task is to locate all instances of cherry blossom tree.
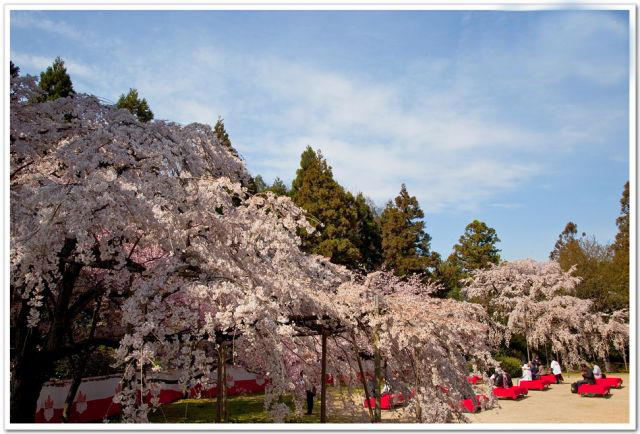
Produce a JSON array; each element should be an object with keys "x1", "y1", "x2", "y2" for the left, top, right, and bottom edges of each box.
[
  {"x1": 11, "y1": 75, "x2": 499, "y2": 424},
  {"x1": 461, "y1": 259, "x2": 622, "y2": 367}
]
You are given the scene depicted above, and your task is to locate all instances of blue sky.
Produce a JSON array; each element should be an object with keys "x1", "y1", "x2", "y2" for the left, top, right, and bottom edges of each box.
[{"x1": 10, "y1": 9, "x2": 631, "y2": 261}]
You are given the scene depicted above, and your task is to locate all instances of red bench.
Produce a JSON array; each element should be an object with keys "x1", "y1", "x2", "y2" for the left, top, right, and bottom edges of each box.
[
  {"x1": 596, "y1": 377, "x2": 623, "y2": 389},
  {"x1": 519, "y1": 380, "x2": 549, "y2": 391},
  {"x1": 459, "y1": 394, "x2": 489, "y2": 413},
  {"x1": 363, "y1": 395, "x2": 393, "y2": 410},
  {"x1": 467, "y1": 375, "x2": 482, "y2": 385},
  {"x1": 539, "y1": 375, "x2": 557, "y2": 385},
  {"x1": 493, "y1": 386, "x2": 527, "y2": 400},
  {"x1": 578, "y1": 383, "x2": 611, "y2": 397}
]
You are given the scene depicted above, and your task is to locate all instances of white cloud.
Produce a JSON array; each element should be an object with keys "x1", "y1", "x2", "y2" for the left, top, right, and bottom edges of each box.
[
  {"x1": 11, "y1": 12, "x2": 83, "y2": 40},
  {"x1": 11, "y1": 10, "x2": 626, "y2": 215}
]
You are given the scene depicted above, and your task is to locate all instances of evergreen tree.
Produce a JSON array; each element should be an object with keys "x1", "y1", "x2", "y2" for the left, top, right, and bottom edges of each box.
[
  {"x1": 433, "y1": 253, "x2": 464, "y2": 299},
  {"x1": 267, "y1": 177, "x2": 289, "y2": 196},
  {"x1": 249, "y1": 175, "x2": 268, "y2": 195},
  {"x1": 37, "y1": 57, "x2": 74, "y2": 101},
  {"x1": 116, "y1": 88, "x2": 154, "y2": 122},
  {"x1": 452, "y1": 220, "x2": 501, "y2": 274},
  {"x1": 290, "y1": 147, "x2": 361, "y2": 268},
  {"x1": 549, "y1": 221, "x2": 580, "y2": 261},
  {"x1": 213, "y1": 117, "x2": 239, "y2": 158},
  {"x1": 10, "y1": 61, "x2": 19, "y2": 78},
  {"x1": 353, "y1": 193, "x2": 383, "y2": 271},
  {"x1": 380, "y1": 184, "x2": 435, "y2": 276},
  {"x1": 609, "y1": 181, "x2": 630, "y2": 309}
]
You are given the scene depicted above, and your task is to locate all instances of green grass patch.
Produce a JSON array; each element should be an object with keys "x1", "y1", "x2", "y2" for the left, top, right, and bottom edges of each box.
[{"x1": 146, "y1": 392, "x2": 339, "y2": 423}]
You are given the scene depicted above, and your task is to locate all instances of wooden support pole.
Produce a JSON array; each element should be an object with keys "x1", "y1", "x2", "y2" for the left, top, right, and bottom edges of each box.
[
  {"x1": 354, "y1": 341, "x2": 374, "y2": 423},
  {"x1": 320, "y1": 329, "x2": 328, "y2": 423}
]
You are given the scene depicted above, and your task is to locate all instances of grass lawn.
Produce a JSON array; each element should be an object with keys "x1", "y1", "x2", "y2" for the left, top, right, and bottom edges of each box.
[{"x1": 146, "y1": 392, "x2": 350, "y2": 423}]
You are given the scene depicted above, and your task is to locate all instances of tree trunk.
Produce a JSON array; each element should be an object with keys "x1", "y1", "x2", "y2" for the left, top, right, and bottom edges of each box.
[
  {"x1": 621, "y1": 347, "x2": 628, "y2": 371},
  {"x1": 10, "y1": 350, "x2": 50, "y2": 423},
  {"x1": 223, "y1": 356, "x2": 228, "y2": 422},
  {"x1": 216, "y1": 343, "x2": 224, "y2": 423},
  {"x1": 373, "y1": 335, "x2": 381, "y2": 423},
  {"x1": 320, "y1": 330, "x2": 328, "y2": 423},
  {"x1": 10, "y1": 301, "x2": 51, "y2": 423},
  {"x1": 62, "y1": 296, "x2": 102, "y2": 423}
]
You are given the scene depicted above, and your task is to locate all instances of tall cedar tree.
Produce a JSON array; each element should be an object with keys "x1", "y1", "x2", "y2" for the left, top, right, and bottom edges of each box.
[
  {"x1": 291, "y1": 147, "x2": 382, "y2": 270},
  {"x1": 37, "y1": 57, "x2": 74, "y2": 102},
  {"x1": 380, "y1": 184, "x2": 436, "y2": 276},
  {"x1": 353, "y1": 193, "x2": 384, "y2": 271},
  {"x1": 116, "y1": 89, "x2": 154, "y2": 123}
]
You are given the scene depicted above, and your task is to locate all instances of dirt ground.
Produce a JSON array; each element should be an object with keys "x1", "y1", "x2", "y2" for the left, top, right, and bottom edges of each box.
[
  {"x1": 466, "y1": 373, "x2": 630, "y2": 424},
  {"x1": 330, "y1": 373, "x2": 630, "y2": 424}
]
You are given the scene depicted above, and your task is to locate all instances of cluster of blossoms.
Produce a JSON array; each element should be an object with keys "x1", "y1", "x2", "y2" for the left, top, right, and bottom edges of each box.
[
  {"x1": 462, "y1": 259, "x2": 628, "y2": 367},
  {"x1": 11, "y1": 77, "x2": 500, "y2": 424}
]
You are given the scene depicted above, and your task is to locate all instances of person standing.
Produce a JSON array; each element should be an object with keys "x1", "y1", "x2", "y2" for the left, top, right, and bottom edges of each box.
[
  {"x1": 301, "y1": 371, "x2": 316, "y2": 415},
  {"x1": 550, "y1": 359, "x2": 564, "y2": 383},
  {"x1": 521, "y1": 363, "x2": 532, "y2": 381}
]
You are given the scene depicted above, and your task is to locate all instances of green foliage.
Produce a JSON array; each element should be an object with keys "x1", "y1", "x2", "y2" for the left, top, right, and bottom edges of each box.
[
  {"x1": 549, "y1": 221, "x2": 580, "y2": 261},
  {"x1": 551, "y1": 214, "x2": 628, "y2": 313},
  {"x1": 10, "y1": 61, "x2": 19, "y2": 78},
  {"x1": 37, "y1": 56, "x2": 74, "y2": 102},
  {"x1": 438, "y1": 220, "x2": 500, "y2": 298},
  {"x1": 290, "y1": 146, "x2": 381, "y2": 270},
  {"x1": 494, "y1": 354, "x2": 523, "y2": 379},
  {"x1": 213, "y1": 116, "x2": 240, "y2": 157},
  {"x1": 380, "y1": 184, "x2": 436, "y2": 276},
  {"x1": 452, "y1": 220, "x2": 501, "y2": 274},
  {"x1": 433, "y1": 253, "x2": 464, "y2": 299},
  {"x1": 267, "y1": 177, "x2": 290, "y2": 196},
  {"x1": 116, "y1": 88, "x2": 154, "y2": 122},
  {"x1": 251, "y1": 175, "x2": 268, "y2": 194},
  {"x1": 610, "y1": 181, "x2": 629, "y2": 306},
  {"x1": 291, "y1": 147, "x2": 360, "y2": 267},
  {"x1": 352, "y1": 193, "x2": 383, "y2": 271}
]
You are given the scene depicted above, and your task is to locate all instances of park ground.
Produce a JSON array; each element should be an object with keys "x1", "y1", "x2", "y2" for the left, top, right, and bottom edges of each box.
[{"x1": 146, "y1": 373, "x2": 629, "y2": 424}]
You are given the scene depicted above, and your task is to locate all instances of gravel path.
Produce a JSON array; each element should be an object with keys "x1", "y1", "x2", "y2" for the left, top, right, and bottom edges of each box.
[{"x1": 467, "y1": 373, "x2": 630, "y2": 424}]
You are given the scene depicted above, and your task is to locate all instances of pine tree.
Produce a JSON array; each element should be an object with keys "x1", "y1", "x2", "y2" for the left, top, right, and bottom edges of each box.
[
  {"x1": 37, "y1": 57, "x2": 74, "y2": 102},
  {"x1": 353, "y1": 193, "x2": 383, "y2": 271},
  {"x1": 213, "y1": 117, "x2": 239, "y2": 158},
  {"x1": 452, "y1": 220, "x2": 501, "y2": 274},
  {"x1": 10, "y1": 61, "x2": 19, "y2": 78},
  {"x1": 380, "y1": 184, "x2": 435, "y2": 276},
  {"x1": 290, "y1": 147, "x2": 361, "y2": 268},
  {"x1": 267, "y1": 177, "x2": 289, "y2": 196},
  {"x1": 116, "y1": 88, "x2": 154, "y2": 122}
]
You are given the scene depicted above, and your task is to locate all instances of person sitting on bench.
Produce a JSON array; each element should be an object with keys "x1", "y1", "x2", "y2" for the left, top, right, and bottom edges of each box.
[
  {"x1": 573, "y1": 364, "x2": 596, "y2": 392},
  {"x1": 494, "y1": 367, "x2": 513, "y2": 388},
  {"x1": 593, "y1": 365, "x2": 606, "y2": 379}
]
